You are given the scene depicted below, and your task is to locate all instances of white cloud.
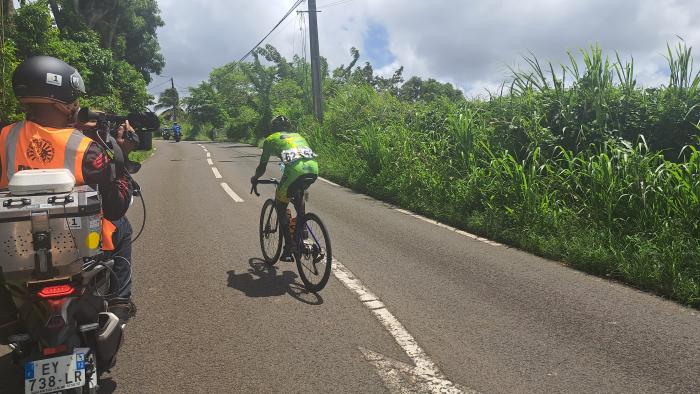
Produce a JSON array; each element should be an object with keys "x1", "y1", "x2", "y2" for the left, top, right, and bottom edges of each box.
[{"x1": 150, "y1": 0, "x2": 700, "y2": 95}]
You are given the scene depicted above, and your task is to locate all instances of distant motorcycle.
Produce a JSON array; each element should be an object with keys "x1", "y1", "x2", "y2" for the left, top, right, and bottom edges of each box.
[
  {"x1": 173, "y1": 126, "x2": 181, "y2": 142},
  {"x1": 0, "y1": 169, "x2": 125, "y2": 393},
  {"x1": 161, "y1": 127, "x2": 171, "y2": 140}
]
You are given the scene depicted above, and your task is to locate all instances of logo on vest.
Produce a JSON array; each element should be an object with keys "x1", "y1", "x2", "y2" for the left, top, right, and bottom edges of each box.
[{"x1": 26, "y1": 138, "x2": 55, "y2": 164}]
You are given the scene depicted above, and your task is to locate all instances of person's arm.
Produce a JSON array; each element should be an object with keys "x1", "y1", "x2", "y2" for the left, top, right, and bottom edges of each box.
[
  {"x1": 254, "y1": 139, "x2": 272, "y2": 179},
  {"x1": 81, "y1": 121, "x2": 138, "y2": 220},
  {"x1": 82, "y1": 142, "x2": 133, "y2": 220}
]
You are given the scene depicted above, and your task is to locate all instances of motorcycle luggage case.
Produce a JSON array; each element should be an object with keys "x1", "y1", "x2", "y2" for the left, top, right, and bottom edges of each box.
[{"x1": 0, "y1": 186, "x2": 103, "y2": 282}]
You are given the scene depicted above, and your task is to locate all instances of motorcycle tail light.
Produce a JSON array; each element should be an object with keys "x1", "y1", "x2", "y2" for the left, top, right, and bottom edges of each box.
[
  {"x1": 42, "y1": 344, "x2": 68, "y2": 357},
  {"x1": 37, "y1": 284, "x2": 75, "y2": 299}
]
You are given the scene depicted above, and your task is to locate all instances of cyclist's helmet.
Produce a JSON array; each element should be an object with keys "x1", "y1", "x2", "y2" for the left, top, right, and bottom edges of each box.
[
  {"x1": 12, "y1": 56, "x2": 85, "y2": 105},
  {"x1": 270, "y1": 115, "x2": 291, "y2": 133}
]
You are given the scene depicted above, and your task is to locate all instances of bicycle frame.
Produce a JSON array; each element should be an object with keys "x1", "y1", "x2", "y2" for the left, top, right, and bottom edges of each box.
[{"x1": 252, "y1": 179, "x2": 317, "y2": 257}]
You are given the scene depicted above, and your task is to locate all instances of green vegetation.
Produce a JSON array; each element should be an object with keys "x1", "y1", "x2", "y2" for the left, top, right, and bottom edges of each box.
[
  {"x1": 129, "y1": 148, "x2": 155, "y2": 163},
  {"x1": 191, "y1": 43, "x2": 700, "y2": 307},
  {"x1": 0, "y1": 0, "x2": 164, "y2": 123}
]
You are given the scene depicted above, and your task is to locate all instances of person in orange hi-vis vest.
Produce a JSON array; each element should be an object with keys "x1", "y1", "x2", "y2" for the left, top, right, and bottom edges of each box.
[{"x1": 0, "y1": 56, "x2": 137, "y2": 323}]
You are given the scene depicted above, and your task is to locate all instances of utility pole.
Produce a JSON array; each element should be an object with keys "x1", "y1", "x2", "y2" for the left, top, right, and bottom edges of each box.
[
  {"x1": 307, "y1": 0, "x2": 323, "y2": 123},
  {"x1": 170, "y1": 77, "x2": 177, "y2": 122}
]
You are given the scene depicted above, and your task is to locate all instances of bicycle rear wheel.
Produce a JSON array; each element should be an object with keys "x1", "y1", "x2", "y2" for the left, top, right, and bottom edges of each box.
[
  {"x1": 295, "y1": 212, "x2": 332, "y2": 292},
  {"x1": 259, "y1": 199, "x2": 282, "y2": 264}
]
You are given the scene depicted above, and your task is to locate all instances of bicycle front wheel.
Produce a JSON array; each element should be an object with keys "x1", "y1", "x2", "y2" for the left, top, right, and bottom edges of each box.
[
  {"x1": 259, "y1": 199, "x2": 282, "y2": 264},
  {"x1": 295, "y1": 212, "x2": 332, "y2": 292}
]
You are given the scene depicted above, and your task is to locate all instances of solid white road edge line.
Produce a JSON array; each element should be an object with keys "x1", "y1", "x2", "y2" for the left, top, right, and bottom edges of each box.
[
  {"x1": 220, "y1": 182, "x2": 244, "y2": 202},
  {"x1": 319, "y1": 177, "x2": 340, "y2": 187},
  {"x1": 211, "y1": 167, "x2": 222, "y2": 179},
  {"x1": 332, "y1": 259, "x2": 475, "y2": 393},
  {"x1": 393, "y1": 209, "x2": 503, "y2": 247},
  {"x1": 207, "y1": 158, "x2": 213, "y2": 165}
]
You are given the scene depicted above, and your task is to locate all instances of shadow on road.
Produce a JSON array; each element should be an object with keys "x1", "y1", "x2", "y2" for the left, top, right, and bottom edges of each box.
[
  {"x1": 98, "y1": 377, "x2": 117, "y2": 393},
  {"x1": 227, "y1": 258, "x2": 323, "y2": 305},
  {"x1": 0, "y1": 351, "x2": 21, "y2": 394}
]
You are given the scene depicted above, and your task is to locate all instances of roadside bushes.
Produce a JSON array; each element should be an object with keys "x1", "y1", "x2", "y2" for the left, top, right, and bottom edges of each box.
[{"x1": 293, "y1": 46, "x2": 700, "y2": 307}]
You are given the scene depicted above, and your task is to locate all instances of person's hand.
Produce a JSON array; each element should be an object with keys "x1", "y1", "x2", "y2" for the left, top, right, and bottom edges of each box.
[{"x1": 116, "y1": 120, "x2": 138, "y2": 155}]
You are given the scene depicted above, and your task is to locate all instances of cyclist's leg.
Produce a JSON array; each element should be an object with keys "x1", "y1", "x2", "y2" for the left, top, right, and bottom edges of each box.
[
  {"x1": 286, "y1": 159, "x2": 319, "y2": 241},
  {"x1": 276, "y1": 171, "x2": 295, "y2": 261}
]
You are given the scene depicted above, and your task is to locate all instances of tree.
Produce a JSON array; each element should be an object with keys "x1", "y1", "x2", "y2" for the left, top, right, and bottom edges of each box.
[
  {"x1": 51, "y1": 0, "x2": 165, "y2": 82},
  {"x1": 155, "y1": 87, "x2": 184, "y2": 122},
  {"x1": 398, "y1": 76, "x2": 464, "y2": 102},
  {"x1": 1, "y1": 1, "x2": 153, "y2": 122}
]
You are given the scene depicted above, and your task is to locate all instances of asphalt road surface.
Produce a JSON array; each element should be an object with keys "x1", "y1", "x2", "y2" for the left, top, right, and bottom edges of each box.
[{"x1": 2, "y1": 140, "x2": 699, "y2": 393}]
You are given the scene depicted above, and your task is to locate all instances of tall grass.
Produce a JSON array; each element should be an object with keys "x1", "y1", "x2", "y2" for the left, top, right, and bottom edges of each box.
[{"x1": 293, "y1": 44, "x2": 700, "y2": 307}]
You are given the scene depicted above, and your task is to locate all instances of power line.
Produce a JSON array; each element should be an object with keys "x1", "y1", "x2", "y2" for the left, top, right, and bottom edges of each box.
[
  {"x1": 147, "y1": 79, "x2": 173, "y2": 92},
  {"x1": 318, "y1": 0, "x2": 358, "y2": 9},
  {"x1": 235, "y1": 0, "x2": 305, "y2": 64}
]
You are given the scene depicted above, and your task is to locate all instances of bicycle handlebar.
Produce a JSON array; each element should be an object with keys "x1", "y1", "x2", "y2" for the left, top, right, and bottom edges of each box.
[{"x1": 250, "y1": 178, "x2": 279, "y2": 196}]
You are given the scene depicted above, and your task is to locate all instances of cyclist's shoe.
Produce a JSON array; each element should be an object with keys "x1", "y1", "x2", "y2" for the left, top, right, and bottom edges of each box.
[{"x1": 280, "y1": 245, "x2": 296, "y2": 262}]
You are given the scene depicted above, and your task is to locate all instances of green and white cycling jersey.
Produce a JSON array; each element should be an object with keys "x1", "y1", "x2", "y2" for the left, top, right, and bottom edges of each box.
[{"x1": 259, "y1": 132, "x2": 319, "y2": 203}]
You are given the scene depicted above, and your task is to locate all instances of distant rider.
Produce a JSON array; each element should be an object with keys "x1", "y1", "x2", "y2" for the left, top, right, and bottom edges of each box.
[
  {"x1": 251, "y1": 116, "x2": 319, "y2": 262},
  {"x1": 0, "y1": 56, "x2": 137, "y2": 325},
  {"x1": 172, "y1": 122, "x2": 181, "y2": 139}
]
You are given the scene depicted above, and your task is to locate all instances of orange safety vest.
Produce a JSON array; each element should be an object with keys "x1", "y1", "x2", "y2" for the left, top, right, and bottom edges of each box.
[{"x1": 0, "y1": 121, "x2": 117, "y2": 250}]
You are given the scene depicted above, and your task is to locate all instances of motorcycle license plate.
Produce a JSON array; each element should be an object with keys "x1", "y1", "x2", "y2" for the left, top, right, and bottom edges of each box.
[{"x1": 24, "y1": 353, "x2": 85, "y2": 394}]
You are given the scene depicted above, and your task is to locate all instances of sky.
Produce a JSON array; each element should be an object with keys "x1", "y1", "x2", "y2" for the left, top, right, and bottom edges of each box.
[{"x1": 149, "y1": 0, "x2": 700, "y2": 98}]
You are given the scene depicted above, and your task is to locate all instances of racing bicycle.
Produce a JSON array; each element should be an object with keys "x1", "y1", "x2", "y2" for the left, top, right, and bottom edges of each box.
[{"x1": 251, "y1": 178, "x2": 332, "y2": 292}]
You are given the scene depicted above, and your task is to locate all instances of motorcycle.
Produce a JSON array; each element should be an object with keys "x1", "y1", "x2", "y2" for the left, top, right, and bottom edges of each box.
[
  {"x1": 161, "y1": 127, "x2": 171, "y2": 140},
  {"x1": 0, "y1": 169, "x2": 124, "y2": 393},
  {"x1": 173, "y1": 127, "x2": 181, "y2": 143}
]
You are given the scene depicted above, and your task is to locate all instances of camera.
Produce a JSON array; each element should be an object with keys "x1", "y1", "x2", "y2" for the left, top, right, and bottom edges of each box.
[{"x1": 77, "y1": 107, "x2": 160, "y2": 151}]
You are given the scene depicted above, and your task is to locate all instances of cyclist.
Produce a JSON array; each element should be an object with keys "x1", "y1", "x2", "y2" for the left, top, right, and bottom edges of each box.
[
  {"x1": 0, "y1": 56, "x2": 137, "y2": 323},
  {"x1": 251, "y1": 116, "x2": 318, "y2": 262}
]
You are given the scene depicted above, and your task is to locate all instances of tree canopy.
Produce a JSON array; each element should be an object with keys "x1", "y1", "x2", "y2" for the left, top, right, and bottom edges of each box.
[
  {"x1": 184, "y1": 45, "x2": 466, "y2": 140},
  {"x1": 0, "y1": 0, "x2": 163, "y2": 124}
]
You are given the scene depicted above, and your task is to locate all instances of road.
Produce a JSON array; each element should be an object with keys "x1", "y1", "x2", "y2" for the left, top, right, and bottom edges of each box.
[{"x1": 2, "y1": 140, "x2": 699, "y2": 393}]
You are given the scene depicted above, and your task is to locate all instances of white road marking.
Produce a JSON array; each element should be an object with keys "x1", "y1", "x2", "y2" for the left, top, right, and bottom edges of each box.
[
  {"x1": 360, "y1": 348, "x2": 476, "y2": 393},
  {"x1": 319, "y1": 177, "x2": 340, "y2": 187},
  {"x1": 220, "y1": 182, "x2": 244, "y2": 202},
  {"x1": 332, "y1": 259, "x2": 473, "y2": 393},
  {"x1": 393, "y1": 209, "x2": 503, "y2": 247},
  {"x1": 207, "y1": 152, "x2": 211, "y2": 158},
  {"x1": 207, "y1": 158, "x2": 213, "y2": 165},
  {"x1": 211, "y1": 167, "x2": 222, "y2": 179}
]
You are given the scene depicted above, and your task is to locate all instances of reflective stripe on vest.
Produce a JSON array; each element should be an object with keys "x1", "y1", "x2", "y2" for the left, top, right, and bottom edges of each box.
[
  {"x1": 4, "y1": 121, "x2": 24, "y2": 181},
  {"x1": 0, "y1": 122, "x2": 90, "y2": 187},
  {"x1": 102, "y1": 218, "x2": 117, "y2": 251}
]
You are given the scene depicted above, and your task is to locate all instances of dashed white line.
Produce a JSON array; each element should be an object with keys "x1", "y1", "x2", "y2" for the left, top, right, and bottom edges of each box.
[
  {"x1": 207, "y1": 152, "x2": 211, "y2": 158},
  {"x1": 319, "y1": 177, "x2": 340, "y2": 187},
  {"x1": 220, "y1": 182, "x2": 244, "y2": 202},
  {"x1": 207, "y1": 158, "x2": 213, "y2": 166},
  {"x1": 211, "y1": 167, "x2": 222, "y2": 179},
  {"x1": 332, "y1": 259, "x2": 473, "y2": 393}
]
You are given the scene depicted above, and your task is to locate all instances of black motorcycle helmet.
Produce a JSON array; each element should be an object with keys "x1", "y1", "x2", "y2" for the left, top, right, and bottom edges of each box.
[
  {"x1": 270, "y1": 115, "x2": 291, "y2": 134},
  {"x1": 12, "y1": 56, "x2": 85, "y2": 104}
]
